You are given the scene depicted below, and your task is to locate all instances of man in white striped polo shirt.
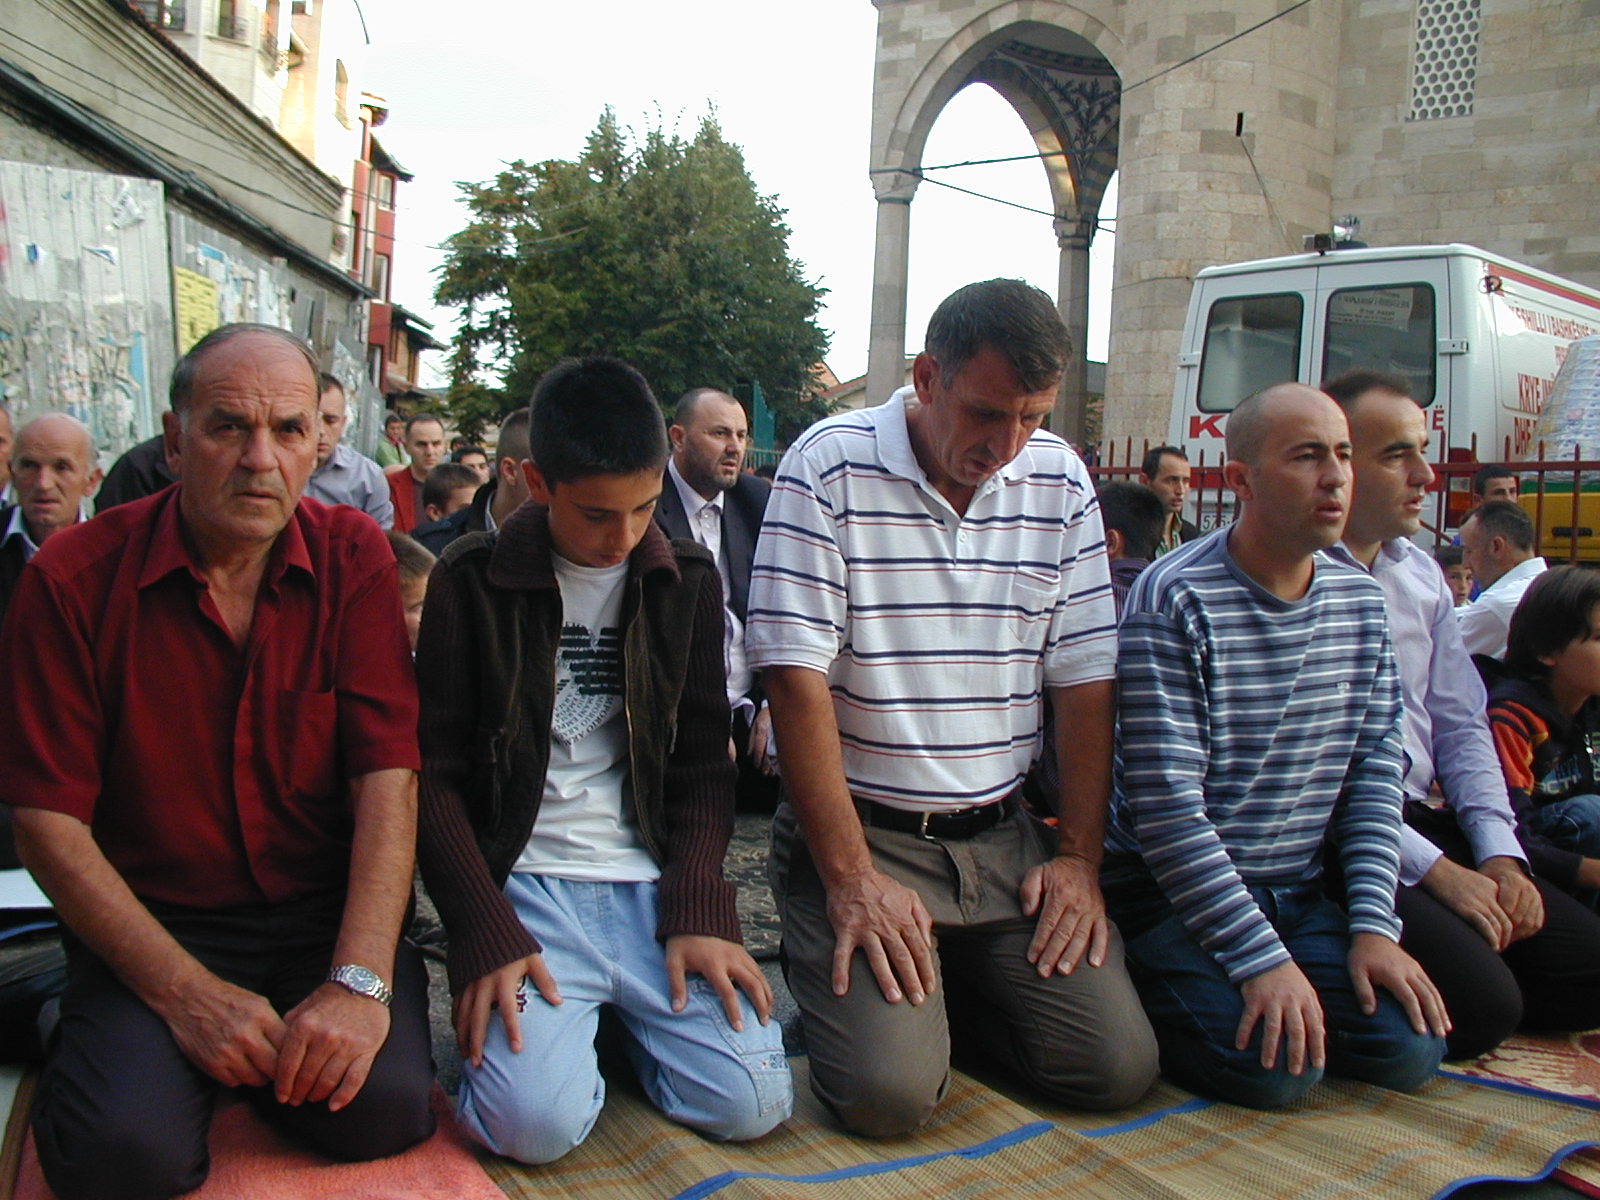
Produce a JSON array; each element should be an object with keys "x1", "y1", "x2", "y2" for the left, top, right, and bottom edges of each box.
[
  {"x1": 1104, "y1": 383, "x2": 1449, "y2": 1109},
  {"x1": 748, "y1": 279, "x2": 1157, "y2": 1136}
]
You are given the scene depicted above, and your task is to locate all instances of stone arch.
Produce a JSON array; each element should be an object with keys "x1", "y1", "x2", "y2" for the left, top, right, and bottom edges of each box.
[{"x1": 867, "y1": 4, "x2": 1126, "y2": 441}]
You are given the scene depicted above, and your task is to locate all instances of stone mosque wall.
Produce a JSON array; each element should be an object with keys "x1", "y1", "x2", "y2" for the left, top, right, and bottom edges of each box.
[{"x1": 868, "y1": 0, "x2": 1600, "y2": 447}]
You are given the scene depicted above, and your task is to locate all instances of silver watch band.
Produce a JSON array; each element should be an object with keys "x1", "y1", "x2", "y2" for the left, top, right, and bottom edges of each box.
[{"x1": 326, "y1": 963, "x2": 393, "y2": 1007}]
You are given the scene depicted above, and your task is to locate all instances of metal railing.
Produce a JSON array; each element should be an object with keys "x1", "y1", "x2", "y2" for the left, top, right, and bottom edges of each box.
[{"x1": 1090, "y1": 436, "x2": 1600, "y2": 563}]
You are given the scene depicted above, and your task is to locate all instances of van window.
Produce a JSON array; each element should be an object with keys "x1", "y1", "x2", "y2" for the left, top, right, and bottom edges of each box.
[
  {"x1": 1321, "y1": 283, "x2": 1437, "y2": 403},
  {"x1": 1197, "y1": 293, "x2": 1304, "y2": 412}
]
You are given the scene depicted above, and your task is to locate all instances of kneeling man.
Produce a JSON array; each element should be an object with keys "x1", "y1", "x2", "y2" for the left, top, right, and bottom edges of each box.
[
  {"x1": 0, "y1": 325, "x2": 434, "y2": 1199},
  {"x1": 1104, "y1": 383, "x2": 1448, "y2": 1108},
  {"x1": 749, "y1": 279, "x2": 1156, "y2": 1136}
]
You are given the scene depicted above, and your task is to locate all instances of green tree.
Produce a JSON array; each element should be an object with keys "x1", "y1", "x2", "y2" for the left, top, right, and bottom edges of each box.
[{"x1": 437, "y1": 110, "x2": 833, "y2": 445}]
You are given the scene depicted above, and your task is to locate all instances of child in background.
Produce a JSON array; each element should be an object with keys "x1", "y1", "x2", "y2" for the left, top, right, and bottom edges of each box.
[
  {"x1": 386, "y1": 529, "x2": 435, "y2": 652},
  {"x1": 415, "y1": 357, "x2": 791, "y2": 1165},
  {"x1": 1434, "y1": 546, "x2": 1473, "y2": 607},
  {"x1": 1487, "y1": 564, "x2": 1600, "y2": 904}
]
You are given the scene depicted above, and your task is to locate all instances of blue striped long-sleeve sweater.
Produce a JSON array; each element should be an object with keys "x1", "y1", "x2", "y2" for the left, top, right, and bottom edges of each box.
[{"x1": 1103, "y1": 529, "x2": 1406, "y2": 985}]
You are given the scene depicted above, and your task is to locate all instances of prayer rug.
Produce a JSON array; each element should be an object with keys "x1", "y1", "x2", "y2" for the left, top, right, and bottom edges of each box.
[
  {"x1": 1450, "y1": 1030, "x2": 1600, "y2": 1105},
  {"x1": 1447, "y1": 1028, "x2": 1600, "y2": 1195},
  {"x1": 2, "y1": 1082, "x2": 502, "y2": 1200},
  {"x1": 481, "y1": 1057, "x2": 1600, "y2": 1200}
]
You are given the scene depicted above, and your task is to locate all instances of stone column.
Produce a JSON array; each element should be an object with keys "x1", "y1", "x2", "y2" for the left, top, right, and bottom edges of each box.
[
  {"x1": 866, "y1": 170, "x2": 919, "y2": 405},
  {"x1": 1054, "y1": 213, "x2": 1095, "y2": 446}
]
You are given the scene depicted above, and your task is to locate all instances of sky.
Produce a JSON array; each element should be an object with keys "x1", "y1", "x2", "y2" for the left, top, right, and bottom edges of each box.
[{"x1": 365, "y1": 0, "x2": 1115, "y2": 391}]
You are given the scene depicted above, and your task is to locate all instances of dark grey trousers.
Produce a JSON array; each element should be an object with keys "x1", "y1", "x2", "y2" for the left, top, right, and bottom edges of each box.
[{"x1": 770, "y1": 801, "x2": 1157, "y2": 1137}]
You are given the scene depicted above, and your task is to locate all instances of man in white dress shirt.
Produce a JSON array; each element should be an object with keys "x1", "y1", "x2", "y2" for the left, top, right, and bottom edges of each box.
[{"x1": 1457, "y1": 500, "x2": 1546, "y2": 659}]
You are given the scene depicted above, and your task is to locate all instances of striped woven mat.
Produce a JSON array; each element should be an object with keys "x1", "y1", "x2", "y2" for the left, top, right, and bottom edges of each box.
[{"x1": 483, "y1": 1055, "x2": 1600, "y2": 1200}]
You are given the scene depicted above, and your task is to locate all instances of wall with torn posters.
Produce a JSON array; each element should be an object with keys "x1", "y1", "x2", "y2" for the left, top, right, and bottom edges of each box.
[{"x1": 0, "y1": 162, "x2": 173, "y2": 466}]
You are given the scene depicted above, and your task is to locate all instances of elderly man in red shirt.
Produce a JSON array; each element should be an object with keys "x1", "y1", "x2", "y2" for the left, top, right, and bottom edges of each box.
[{"x1": 0, "y1": 324, "x2": 434, "y2": 1200}]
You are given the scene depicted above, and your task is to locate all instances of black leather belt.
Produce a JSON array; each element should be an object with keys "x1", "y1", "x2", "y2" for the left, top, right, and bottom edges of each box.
[{"x1": 858, "y1": 799, "x2": 1004, "y2": 840}]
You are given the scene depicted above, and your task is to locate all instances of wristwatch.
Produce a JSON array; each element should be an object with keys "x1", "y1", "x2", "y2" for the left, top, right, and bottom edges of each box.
[{"x1": 327, "y1": 963, "x2": 393, "y2": 1006}]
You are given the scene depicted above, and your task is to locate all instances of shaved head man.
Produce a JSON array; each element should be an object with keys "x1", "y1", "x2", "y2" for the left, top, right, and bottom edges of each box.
[
  {"x1": 0, "y1": 413, "x2": 100, "y2": 626},
  {"x1": 1107, "y1": 381, "x2": 1447, "y2": 1109}
]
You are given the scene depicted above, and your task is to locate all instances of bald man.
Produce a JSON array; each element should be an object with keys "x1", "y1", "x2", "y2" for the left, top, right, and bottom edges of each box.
[
  {"x1": 1105, "y1": 383, "x2": 1447, "y2": 1109},
  {"x1": 0, "y1": 413, "x2": 101, "y2": 627}
]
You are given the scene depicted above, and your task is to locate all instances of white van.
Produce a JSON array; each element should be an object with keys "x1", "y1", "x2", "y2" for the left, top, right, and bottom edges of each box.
[{"x1": 1167, "y1": 245, "x2": 1600, "y2": 522}]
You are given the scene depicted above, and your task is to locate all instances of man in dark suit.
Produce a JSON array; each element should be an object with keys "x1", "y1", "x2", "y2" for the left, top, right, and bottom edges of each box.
[{"x1": 655, "y1": 388, "x2": 776, "y2": 809}]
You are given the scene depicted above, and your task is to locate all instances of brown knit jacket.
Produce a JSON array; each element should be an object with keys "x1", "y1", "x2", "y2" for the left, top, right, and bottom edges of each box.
[{"x1": 415, "y1": 501, "x2": 741, "y2": 993}]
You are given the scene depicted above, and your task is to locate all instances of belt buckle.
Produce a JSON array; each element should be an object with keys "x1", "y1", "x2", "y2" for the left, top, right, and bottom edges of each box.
[{"x1": 917, "y1": 810, "x2": 935, "y2": 839}]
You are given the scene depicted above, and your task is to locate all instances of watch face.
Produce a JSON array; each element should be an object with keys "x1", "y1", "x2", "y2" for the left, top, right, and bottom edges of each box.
[{"x1": 341, "y1": 966, "x2": 381, "y2": 990}]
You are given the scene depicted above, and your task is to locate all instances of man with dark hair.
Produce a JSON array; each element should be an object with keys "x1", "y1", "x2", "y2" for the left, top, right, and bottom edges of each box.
[
  {"x1": 1095, "y1": 481, "x2": 1164, "y2": 611},
  {"x1": 303, "y1": 374, "x2": 393, "y2": 528},
  {"x1": 385, "y1": 413, "x2": 447, "y2": 533},
  {"x1": 418, "y1": 355, "x2": 789, "y2": 1164},
  {"x1": 0, "y1": 324, "x2": 434, "y2": 1198},
  {"x1": 452, "y1": 445, "x2": 491, "y2": 485},
  {"x1": 1107, "y1": 382, "x2": 1447, "y2": 1109},
  {"x1": 656, "y1": 387, "x2": 775, "y2": 808},
  {"x1": 374, "y1": 411, "x2": 406, "y2": 470},
  {"x1": 1473, "y1": 463, "x2": 1520, "y2": 504},
  {"x1": 1459, "y1": 500, "x2": 1546, "y2": 658},
  {"x1": 749, "y1": 279, "x2": 1156, "y2": 1136},
  {"x1": 1324, "y1": 369, "x2": 1600, "y2": 1060},
  {"x1": 411, "y1": 463, "x2": 482, "y2": 553},
  {"x1": 1138, "y1": 446, "x2": 1197, "y2": 555}
]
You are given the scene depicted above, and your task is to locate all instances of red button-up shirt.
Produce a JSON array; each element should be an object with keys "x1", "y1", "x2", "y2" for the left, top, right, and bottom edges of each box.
[{"x1": 0, "y1": 485, "x2": 420, "y2": 908}]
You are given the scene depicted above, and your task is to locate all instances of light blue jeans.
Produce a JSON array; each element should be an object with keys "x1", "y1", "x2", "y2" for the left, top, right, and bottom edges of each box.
[{"x1": 455, "y1": 875, "x2": 792, "y2": 1164}]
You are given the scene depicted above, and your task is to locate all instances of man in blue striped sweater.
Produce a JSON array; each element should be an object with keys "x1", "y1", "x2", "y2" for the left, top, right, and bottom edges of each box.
[
  {"x1": 1104, "y1": 382, "x2": 1449, "y2": 1109},
  {"x1": 749, "y1": 280, "x2": 1157, "y2": 1136}
]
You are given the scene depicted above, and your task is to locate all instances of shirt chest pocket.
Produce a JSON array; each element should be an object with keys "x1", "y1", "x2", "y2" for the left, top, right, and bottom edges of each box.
[{"x1": 1009, "y1": 569, "x2": 1061, "y2": 643}]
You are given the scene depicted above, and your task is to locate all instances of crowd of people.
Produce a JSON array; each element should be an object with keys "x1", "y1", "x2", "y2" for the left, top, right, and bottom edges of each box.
[{"x1": 0, "y1": 278, "x2": 1598, "y2": 1199}]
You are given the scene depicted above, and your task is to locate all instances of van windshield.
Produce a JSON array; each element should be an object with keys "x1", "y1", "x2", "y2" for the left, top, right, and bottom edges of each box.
[
  {"x1": 1197, "y1": 293, "x2": 1303, "y2": 412},
  {"x1": 1321, "y1": 283, "x2": 1437, "y2": 403}
]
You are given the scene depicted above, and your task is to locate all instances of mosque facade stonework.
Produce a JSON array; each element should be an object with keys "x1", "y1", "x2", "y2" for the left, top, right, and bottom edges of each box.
[{"x1": 868, "y1": 0, "x2": 1600, "y2": 447}]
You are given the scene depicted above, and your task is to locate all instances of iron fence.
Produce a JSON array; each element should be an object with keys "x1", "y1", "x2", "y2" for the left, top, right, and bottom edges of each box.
[{"x1": 1090, "y1": 437, "x2": 1600, "y2": 564}]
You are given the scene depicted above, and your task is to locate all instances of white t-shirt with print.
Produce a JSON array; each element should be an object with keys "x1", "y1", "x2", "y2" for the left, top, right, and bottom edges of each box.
[{"x1": 514, "y1": 554, "x2": 659, "y2": 882}]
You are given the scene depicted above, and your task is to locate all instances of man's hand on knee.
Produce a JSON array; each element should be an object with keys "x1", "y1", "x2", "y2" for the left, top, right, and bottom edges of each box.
[
  {"x1": 1347, "y1": 932, "x2": 1451, "y2": 1040},
  {"x1": 1418, "y1": 856, "x2": 1514, "y2": 950},
  {"x1": 1476, "y1": 856, "x2": 1544, "y2": 943},
  {"x1": 1020, "y1": 854, "x2": 1108, "y2": 976},
  {"x1": 1237, "y1": 960, "x2": 1325, "y2": 1075},
  {"x1": 161, "y1": 974, "x2": 286, "y2": 1089},
  {"x1": 825, "y1": 869, "x2": 936, "y2": 1005},
  {"x1": 275, "y1": 983, "x2": 392, "y2": 1111}
]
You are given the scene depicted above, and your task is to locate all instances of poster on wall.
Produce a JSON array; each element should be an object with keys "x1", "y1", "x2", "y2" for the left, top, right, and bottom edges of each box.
[{"x1": 172, "y1": 267, "x2": 219, "y2": 354}]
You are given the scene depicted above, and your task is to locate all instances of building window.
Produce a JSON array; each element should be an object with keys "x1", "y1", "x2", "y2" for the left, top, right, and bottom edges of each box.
[
  {"x1": 260, "y1": 0, "x2": 282, "y2": 69},
  {"x1": 1408, "y1": 0, "x2": 1479, "y2": 121},
  {"x1": 334, "y1": 59, "x2": 351, "y2": 128},
  {"x1": 135, "y1": 1, "x2": 186, "y2": 30},
  {"x1": 369, "y1": 345, "x2": 385, "y2": 388},
  {"x1": 377, "y1": 174, "x2": 394, "y2": 208},
  {"x1": 217, "y1": 0, "x2": 244, "y2": 40},
  {"x1": 372, "y1": 253, "x2": 390, "y2": 301}
]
